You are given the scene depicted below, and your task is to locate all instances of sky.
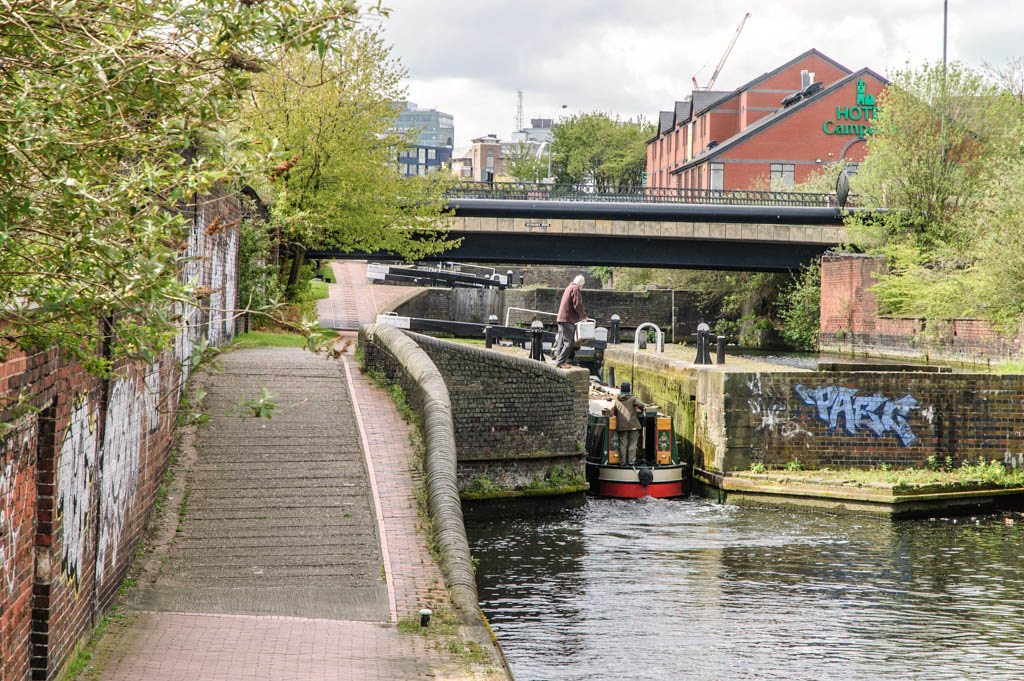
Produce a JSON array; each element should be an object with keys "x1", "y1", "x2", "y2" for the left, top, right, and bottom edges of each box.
[{"x1": 374, "y1": 1, "x2": 1023, "y2": 151}]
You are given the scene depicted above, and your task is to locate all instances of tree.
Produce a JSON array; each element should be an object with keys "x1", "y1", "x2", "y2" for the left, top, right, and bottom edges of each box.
[
  {"x1": 844, "y1": 61, "x2": 1024, "y2": 323},
  {"x1": 0, "y1": 0, "x2": 363, "y2": 373},
  {"x1": 242, "y1": 29, "x2": 455, "y2": 297},
  {"x1": 505, "y1": 141, "x2": 548, "y2": 182},
  {"x1": 552, "y1": 113, "x2": 653, "y2": 190}
]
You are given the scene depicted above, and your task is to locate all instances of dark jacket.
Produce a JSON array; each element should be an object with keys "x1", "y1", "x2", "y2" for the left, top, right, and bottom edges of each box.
[
  {"x1": 556, "y1": 283, "x2": 585, "y2": 323},
  {"x1": 613, "y1": 394, "x2": 646, "y2": 431}
]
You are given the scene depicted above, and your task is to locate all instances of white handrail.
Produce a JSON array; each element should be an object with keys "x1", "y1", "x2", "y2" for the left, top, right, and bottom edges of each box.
[
  {"x1": 504, "y1": 306, "x2": 557, "y2": 327},
  {"x1": 634, "y1": 322, "x2": 665, "y2": 354}
]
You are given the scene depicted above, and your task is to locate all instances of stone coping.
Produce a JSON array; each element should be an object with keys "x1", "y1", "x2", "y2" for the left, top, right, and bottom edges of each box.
[{"x1": 697, "y1": 468, "x2": 1024, "y2": 517}]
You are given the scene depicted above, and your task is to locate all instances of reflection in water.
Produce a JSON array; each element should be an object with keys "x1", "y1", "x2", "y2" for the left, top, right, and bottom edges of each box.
[{"x1": 466, "y1": 498, "x2": 1024, "y2": 681}]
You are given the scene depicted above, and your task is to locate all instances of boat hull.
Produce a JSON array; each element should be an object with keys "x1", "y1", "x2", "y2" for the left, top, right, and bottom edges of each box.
[{"x1": 587, "y1": 463, "x2": 687, "y2": 499}]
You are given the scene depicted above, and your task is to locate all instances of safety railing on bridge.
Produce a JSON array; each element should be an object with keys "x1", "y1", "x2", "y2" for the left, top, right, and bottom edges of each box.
[{"x1": 444, "y1": 181, "x2": 847, "y2": 208}]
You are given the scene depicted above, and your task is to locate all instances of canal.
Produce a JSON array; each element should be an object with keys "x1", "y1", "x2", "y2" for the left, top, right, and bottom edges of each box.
[{"x1": 466, "y1": 498, "x2": 1024, "y2": 681}]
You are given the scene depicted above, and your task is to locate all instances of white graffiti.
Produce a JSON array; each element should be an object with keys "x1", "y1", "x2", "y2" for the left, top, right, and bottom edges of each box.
[
  {"x1": 747, "y1": 374, "x2": 814, "y2": 439},
  {"x1": 1, "y1": 430, "x2": 32, "y2": 596},
  {"x1": 57, "y1": 396, "x2": 97, "y2": 588},
  {"x1": 97, "y1": 378, "x2": 143, "y2": 584},
  {"x1": 145, "y1": 362, "x2": 161, "y2": 434},
  {"x1": 794, "y1": 384, "x2": 919, "y2": 447}
]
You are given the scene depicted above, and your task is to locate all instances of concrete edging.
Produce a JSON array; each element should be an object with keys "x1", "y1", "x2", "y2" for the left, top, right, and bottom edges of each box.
[{"x1": 358, "y1": 323, "x2": 479, "y2": 623}]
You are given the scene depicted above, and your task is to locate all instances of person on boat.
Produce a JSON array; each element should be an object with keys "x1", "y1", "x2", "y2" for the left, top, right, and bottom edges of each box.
[
  {"x1": 553, "y1": 274, "x2": 586, "y2": 368},
  {"x1": 614, "y1": 382, "x2": 647, "y2": 465}
]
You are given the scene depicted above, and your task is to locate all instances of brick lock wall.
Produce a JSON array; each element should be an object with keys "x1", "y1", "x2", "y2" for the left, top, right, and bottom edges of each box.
[
  {"x1": 361, "y1": 330, "x2": 589, "y2": 491},
  {"x1": 0, "y1": 191, "x2": 240, "y2": 681},
  {"x1": 713, "y1": 371, "x2": 1024, "y2": 473}
]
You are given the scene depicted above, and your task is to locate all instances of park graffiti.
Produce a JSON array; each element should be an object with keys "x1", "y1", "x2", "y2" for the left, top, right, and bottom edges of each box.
[{"x1": 794, "y1": 384, "x2": 920, "y2": 447}]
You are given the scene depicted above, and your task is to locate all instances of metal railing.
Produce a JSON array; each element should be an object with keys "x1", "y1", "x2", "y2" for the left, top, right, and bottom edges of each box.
[{"x1": 444, "y1": 181, "x2": 847, "y2": 207}]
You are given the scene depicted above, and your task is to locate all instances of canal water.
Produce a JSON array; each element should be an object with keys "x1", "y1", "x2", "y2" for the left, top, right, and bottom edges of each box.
[{"x1": 466, "y1": 498, "x2": 1024, "y2": 681}]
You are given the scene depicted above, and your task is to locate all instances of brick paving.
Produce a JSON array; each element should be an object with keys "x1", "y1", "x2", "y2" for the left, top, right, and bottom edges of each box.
[
  {"x1": 81, "y1": 262, "x2": 507, "y2": 681},
  {"x1": 318, "y1": 261, "x2": 417, "y2": 330}
]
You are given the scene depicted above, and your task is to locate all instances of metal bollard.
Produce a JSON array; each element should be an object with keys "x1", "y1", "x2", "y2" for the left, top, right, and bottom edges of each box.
[
  {"x1": 608, "y1": 366, "x2": 616, "y2": 388},
  {"x1": 694, "y1": 323, "x2": 712, "y2": 365},
  {"x1": 529, "y1": 320, "x2": 544, "y2": 361},
  {"x1": 610, "y1": 314, "x2": 621, "y2": 345},
  {"x1": 484, "y1": 325, "x2": 494, "y2": 349},
  {"x1": 716, "y1": 335, "x2": 726, "y2": 364}
]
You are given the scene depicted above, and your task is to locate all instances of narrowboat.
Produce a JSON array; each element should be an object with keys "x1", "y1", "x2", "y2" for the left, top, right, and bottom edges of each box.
[{"x1": 584, "y1": 391, "x2": 688, "y2": 499}]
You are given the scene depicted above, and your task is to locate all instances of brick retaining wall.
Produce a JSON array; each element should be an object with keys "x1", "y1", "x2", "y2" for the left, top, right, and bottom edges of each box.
[
  {"x1": 605, "y1": 350, "x2": 1024, "y2": 475},
  {"x1": 387, "y1": 286, "x2": 713, "y2": 342},
  {"x1": 0, "y1": 190, "x2": 239, "y2": 681},
  {"x1": 708, "y1": 370, "x2": 1024, "y2": 473},
  {"x1": 360, "y1": 330, "x2": 588, "y2": 491},
  {"x1": 820, "y1": 253, "x2": 1024, "y2": 363}
]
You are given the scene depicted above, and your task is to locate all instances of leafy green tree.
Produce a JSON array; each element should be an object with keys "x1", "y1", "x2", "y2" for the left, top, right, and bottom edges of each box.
[
  {"x1": 505, "y1": 142, "x2": 548, "y2": 182},
  {"x1": 845, "y1": 61, "x2": 1024, "y2": 323},
  {"x1": 0, "y1": 0, "x2": 362, "y2": 373},
  {"x1": 777, "y1": 260, "x2": 821, "y2": 350},
  {"x1": 552, "y1": 113, "x2": 653, "y2": 190},
  {"x1": 242, "y1": 29, "x2": 456, "y2": 297}
]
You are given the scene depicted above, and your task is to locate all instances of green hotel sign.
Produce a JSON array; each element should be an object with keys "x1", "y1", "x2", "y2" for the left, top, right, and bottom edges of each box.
[{"x1": 823, "y1": 79, "x2": 877, "y2": 138}]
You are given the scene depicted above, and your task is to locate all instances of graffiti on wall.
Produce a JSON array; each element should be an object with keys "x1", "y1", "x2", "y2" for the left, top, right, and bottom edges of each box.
[
  {"x1": 794, "y1": 384, "x2": 920, "y2": 447},
  {"x1": 97, "y1": 378, "x2": 143, "y2": 584},
  {"x1": 57, "y1": 396, "x2": 97, "y2": 590},
  {"x1": 145, "y1": 362, "x2": 161, "y2": 434},
  {"x1": 1, "y1": 431, "x2": 32, "y2": 597},
  {"x1": 747, "y1": 374, "x2": 813, "y2": 439}
]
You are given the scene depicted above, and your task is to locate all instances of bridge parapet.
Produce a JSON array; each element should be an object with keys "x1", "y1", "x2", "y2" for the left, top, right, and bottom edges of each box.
[{"x1": 445, "y1": 181, "x2": 844, "y2": 207}]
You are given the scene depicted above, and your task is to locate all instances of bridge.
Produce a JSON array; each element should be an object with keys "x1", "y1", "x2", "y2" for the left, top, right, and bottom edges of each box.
[{"x1": 308, "y1": 182, "x2": 855, "y2": 271}]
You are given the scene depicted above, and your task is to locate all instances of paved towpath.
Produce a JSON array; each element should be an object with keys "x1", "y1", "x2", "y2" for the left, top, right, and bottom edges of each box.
[{"x1": 81, "y1": 262, "x2": 505, "y2": 680}]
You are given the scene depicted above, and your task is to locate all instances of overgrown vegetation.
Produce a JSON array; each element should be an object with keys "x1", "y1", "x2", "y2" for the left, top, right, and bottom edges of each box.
[
  {"x1": 242, "y1": 27, "x2": 456, "y2": 303},
  {"x1": 743, "y1": 458, "x2": 1024, "y2": 490},
  {"x1": 845, "y1": 60, "x2": 1024, "y2": 332},
  {"x1": 0, "y1": 0, "x2": 365, "y2": 375}
]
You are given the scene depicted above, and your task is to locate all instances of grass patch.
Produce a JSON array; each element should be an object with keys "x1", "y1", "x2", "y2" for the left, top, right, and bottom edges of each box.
[
  {"x1": 231, "y1": 329, "x2": 338, "y2": 349},
  {"x1": 993, "y1": 360, "x2": 1024, "y2": 374},
  {"x1": 59, "y1": 577, "x2": 137, "y2": 680},
  {"x1": 176, "y1": 488, "x2": 191, "y2": 533},
  {"x1": 743, "y1": 458, "x2": 1024, "y2": 491},
  {"x1": 308, "y1": 280, "x2": 329, "y2": 300},
  {"x1": 318, "y1": 261, "x2": 336, "y2": 283}
]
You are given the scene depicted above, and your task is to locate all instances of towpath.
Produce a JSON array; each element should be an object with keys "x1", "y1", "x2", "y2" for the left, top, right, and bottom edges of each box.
[{"x1": 80, "y1": 262, "x2": 506, "y2": 680}]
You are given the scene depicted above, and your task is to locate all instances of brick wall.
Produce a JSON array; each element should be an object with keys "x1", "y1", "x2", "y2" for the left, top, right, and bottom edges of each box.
[
  {"x1": 820, "y1": 253, "x2": 1024, "y2": 363},
  {"x1": 707, "y1": 370, "x2": 1024, "y2": 473},
  {"x1": 361, "y1": 330, "x2": 589, "y2": 491},
  {"x1": 0, "y1": 191, "x2": 239, "y2": 681}
]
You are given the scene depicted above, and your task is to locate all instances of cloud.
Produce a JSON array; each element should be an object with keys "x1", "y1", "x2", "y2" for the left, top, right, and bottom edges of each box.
[{"x1": 377, "y1": 0, "x2": 1024, "y2": 149}]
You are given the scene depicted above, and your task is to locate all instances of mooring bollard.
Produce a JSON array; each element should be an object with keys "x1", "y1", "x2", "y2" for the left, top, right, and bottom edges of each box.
[
  {"x1": 530, "y1": 320, "x2": 545, "y2": 361},
  {"x1": 484, "y1": 325, "x2": 494, "y2": 348},
  {"x1": 610, "y1": 314, "x2": 621, "y2": 345},
  {"x1": 608, "y1": 366, "x2": 616, "y2": 388},
  {"x1": 694, "y1": 323, "x2": 712, "y2": 365},
  {"x1": 716, "y1": 335, "x2": 726, "y2": 364}
]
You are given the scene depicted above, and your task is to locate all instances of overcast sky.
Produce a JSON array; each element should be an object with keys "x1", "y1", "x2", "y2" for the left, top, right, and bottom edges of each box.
[{"x1": 374, "y1": 1, "x2": 1022, "y2": 151}]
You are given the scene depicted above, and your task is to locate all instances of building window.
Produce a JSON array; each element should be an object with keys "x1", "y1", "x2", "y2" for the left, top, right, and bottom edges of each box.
[
  {"x1": 770, "y1": 162, "x2": 795, "y2": 189},
  {"x1": 427, "y1": 148, "x2": 437, "y2": 161},
  {"x1": 710, "y1": 162, "x2": 724, "y2": 191},
  {"x1": 418, "y1": 148, "x2": 427, "y2": 163},
  {"x1": 845, "y1": 162, "x2": 860, "y2": 176}
]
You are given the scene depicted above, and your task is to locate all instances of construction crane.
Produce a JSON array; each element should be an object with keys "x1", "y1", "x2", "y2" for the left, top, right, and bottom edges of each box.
[{"x1": 692, "y1": 12, "x2": 751, "y2": 90}]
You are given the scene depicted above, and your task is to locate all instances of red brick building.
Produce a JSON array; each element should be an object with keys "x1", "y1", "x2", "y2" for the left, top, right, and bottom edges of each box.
[{"x1": 646, "y1": 49, "x2": 888, "y2": 191}]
